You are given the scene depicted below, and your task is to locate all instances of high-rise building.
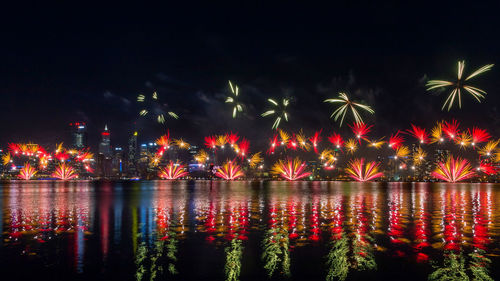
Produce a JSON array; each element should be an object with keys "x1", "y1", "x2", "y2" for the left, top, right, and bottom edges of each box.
[
  {"x1": 127, "y1": 131, "x2": 138, "y2": 176},
  {"x1": 99, "y1": 125, "x2": 112, "y2": 157},
  {"x1": 112, "y1": 147, "x2": 124, "y2": 177},
  {"x1": 97, "y1": 125, "x2": 112, "y2": 178},
  {"x1": 69, "y1": 122, "x2": 87, "y2": 149}
]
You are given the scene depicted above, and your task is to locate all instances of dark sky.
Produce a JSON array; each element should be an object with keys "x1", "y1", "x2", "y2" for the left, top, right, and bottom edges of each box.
[{"x1": 1, "y1": 2, "x2": 499, "y2": 149}]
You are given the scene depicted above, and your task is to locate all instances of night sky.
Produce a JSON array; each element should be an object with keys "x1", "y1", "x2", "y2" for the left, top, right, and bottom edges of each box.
[{"x1": 1, "y1": 2, "x2": 500, "y2": 149}]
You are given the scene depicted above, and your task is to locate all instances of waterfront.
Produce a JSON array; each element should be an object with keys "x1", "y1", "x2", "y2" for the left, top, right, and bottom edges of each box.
[{"x1": 1, "y1": 180, "x2": 500, "y2": 280}]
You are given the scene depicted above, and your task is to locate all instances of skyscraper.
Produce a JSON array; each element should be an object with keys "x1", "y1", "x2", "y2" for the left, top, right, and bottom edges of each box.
[
  {"x1": 99, "y1": 125, "x2": 111, "y2": 157},
  {"x1": 69, "y1": 122, "x2": 87, "y2": 149},
  {"x1": 127, "y1": 131, "x2": 138, "y2": 176},
  {"x1": 97, "y1": 125, "x2": 112, "y2": 178}
]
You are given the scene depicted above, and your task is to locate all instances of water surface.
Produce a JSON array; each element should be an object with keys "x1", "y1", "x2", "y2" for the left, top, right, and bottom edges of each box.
[{"x1": 1, "y1": 181, "x2": 499, "y2": 280}]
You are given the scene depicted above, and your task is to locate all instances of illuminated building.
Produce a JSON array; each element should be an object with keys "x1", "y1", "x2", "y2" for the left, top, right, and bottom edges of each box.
[
  {"x1": 127, "y1": 131, "x2": 138, "y2": 176},
  {"x1": 98, "y1": 125, "x2": 111, "y2": 157},
  {"x1": 69, "y1": 122, "x2": 88, "y2": 149},
  {"x1": 112, "y1": 147, "x2": 124, "y2": 177},
  {"x1": 97, "y1": 125, "x2": 112, "y2": 177}
]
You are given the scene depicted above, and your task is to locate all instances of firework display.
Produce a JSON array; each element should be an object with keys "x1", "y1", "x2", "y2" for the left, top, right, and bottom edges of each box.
[
  {"x1": 158, "y1": 161, "x2": 189, "y2": 180},
  {"x1": 431, "y1": 156, "x2": 476, "y2": 183},
  {"x1": 426, "y1": 61, "x2": 494, "y2": 111},
  {"x1": 18, "y1": 162, "x2": 37, "y2": 180},
  {"x1": 1, "y1": 118, "x2": 498, "y2": 182},
  {"x1": 138, "y1": 91, "x2": 179, "y2": 124},
  {"x1": 1, "y1": 62, "x2": 499, "y2": 183},
  {"x1": 52, "y1": 163, "x2": 78, "y2": 180},
  {"x1": 261, "y1": 98, "x2": 291, "y2": 130},
  {"x1": 345, "y1": 158, "x2": 383, "y2": 182},
  {"x1": 215, "y1": 160, "x2": 244, "y2": 180},
  {"x1": 271, "y1": 157, "x2": 311, "y2": 180},
  {"x1": 324, "y1": 92, "x2": 374, "y2": 126},
  {"x1": 226, "y1": 80, "x2": 243, "y2": 118}
]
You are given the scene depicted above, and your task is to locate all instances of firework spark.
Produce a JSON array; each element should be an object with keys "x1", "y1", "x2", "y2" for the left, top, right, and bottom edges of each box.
[
  {"x1": 345, "y1": 139, "x2": 358, "y2": 154},
  {"x1": 55, "y1": 151, "x2": 69, "y2": 162},
  {"x1": 395, "y1": 145, "x2": 410, "y2": 159},
  {"x1": 407, "y1": 124, "x2": 429, "y2": 144},
  {"x1": 238, "y1": 138, "x2": 250, "y2": 157},
  {"x1": 227, "y1": 132, "x2": 240, "y2": 147},
  {"x1": 319, "y1": 149, "x2": 336, "y2": 167},
  {"x1": 349, "y1": 122, "x2": 372, "y2": 141},
  {"x1": 216, "y1": 134, "x2": 229, "y2": 148},
  {"x1": 442, "y1": 120, "x2": 460, "y2": 140},
  {"x1": 412, "y1": 147, "x2": 427, "y2": 165},
  {"x1": 470, "y1": 127, "x2": 490, "y2": 146},
  {"x1": 309, "y1": 130, "x2": 321, "y2": 153},
  {"x1": 477, "y1": 161, "x2": 498, "y2": 176},
  {"x1": 194, "y1": 149, "x2": 209, "y2": 164},
  {"x1": 426, "y1": 61, "x2": 494, "y2": 110},
  {"x1": 215, "y1": 160, "x2": 244, "y2": 180},
  {"x1": 455, "y1": 131, "x2": 472, "y2": 148},
  {"x1": 431, "y1": 156, "x2": 475, "y2": 182},
  {"x1": 287, "y1": 134, "x2": 298, "y2": 150},
  {"x1": 174, "y1": 138, "x2": 190, "y2": 149},
  {"x1": 271, "y1": 157, "x2": 311, "y2": 180},
  {"x1": 150, "y1": 154, "x2": 162, "y2": 167},
  {"x1": 328, "y1": 132, "x2": 344, "y2": 149},
  {"x1": 345, "y1": 158, "x2": 384, "y2": 182},
  {"x1": 430, "y1": 122, "x2": 444, "y2": 144},
  {"x1": 261, "y1": 98, "x2": 291, "y2": 130},
  {"x1": 494, "y1": 151, "x2": 500, "y2": 163},
  {"x1": 156, "y1": 132, "x2": 171, "y2": 148},
  {"x1": 268, "y1": 135, "x2": 278, "y2": 154},
  {"x1": 159, "y1": 161, "x2": 189, "y2": 179},
  {"x1": 248, "y1": 152, "x2": 263, "y2": 169},
  {"x1": 478, "y1": 140, "x2": 499, "y2": 157},
  {"x1": 324, "y1": 92, "x2": 374, "y2": 126},
  {"x1": 278, "y1": 129, "x2": 290, "y2": 146},
  {"x1": 52, "y1": 163, "x2": 78, "y2": 180},
  {"x1": 388, "y1": 131, "x2": 404, "y2": 149},
  {"x1": 8, "y1": 143, "x2": 20, "y2": 154},
  {"x1": 138, "y1": 91, "x2": 179, "y2": 124},
  {"x1": 296, "y1": 130, "x2": 311, "y2": 151},
  {"x1": 2, "y1": 152, "x2": 11, "y2": 166},
  {"x1": 18, "y1": 162, "x2": 37, "y2": 180},
  {"x1": 205, "y1": 136, "x2": 217, "y2": 149},
  {"x1": 367, "y1": 138, "x2": 385, "y2": 149},
  {"x1": 226, "y1": 81, "x2": 244, "y2": 118},
  {"x1": 39, "y1": 154, "x2": 49, "y2": 170},
  {"x1": 76, "y1": 149, "x2": 93, "y2": 162}
]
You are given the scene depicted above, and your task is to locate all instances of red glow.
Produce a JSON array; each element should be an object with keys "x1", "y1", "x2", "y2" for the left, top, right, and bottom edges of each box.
[
  {"x1": 349, "y1": 122, "x2": 372, "y2": 142},
  {"x1": 309, "y1": 130, "x2": 321, "y2": 153},
  {"x1": 328, "y1": 132, "x2": 343, "y2": 148},
  {"x1": 442, "y1": 120, "x2": 460, "y2": 140},
  {"x1": 407, "y1": 124, "x2": 429, "y2": 144},
  {"x1": 268, "y1": 135, "x2": 278, "y2": 154},
  {"x1": 388, "y1": 130, "x2": 405, "y2": 150}
]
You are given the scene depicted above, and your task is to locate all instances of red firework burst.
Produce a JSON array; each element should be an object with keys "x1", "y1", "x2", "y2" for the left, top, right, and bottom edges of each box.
[
  {"x1": 470, "y1": 127, "x2": 491, "y2": 146},
  {"x1": 407, "y1": 124, "x2": 429, "y2": 144},
  {"x1": 328, "y1": 132, "x2": 344, "y2": 149},
  {"x1": 477, "y1": 161, "x2": 498, "y2": 175},
  {"x1": 268, "y1": 135, "x2": 278, "y2": 154},
  {"x1": 204, "y1": 136, "x2": 217, "y2": 149},
  {"x1": 388, "y1": 131, "x2": 405, "y2": 150},
  {"x1": 442, "y1": 120, "x2": 460, "y2": 140},
  {"x1": 349, "y1": 122, "x2": 372, "y2": 142},
  {"x1": 238, "y1": 138, "x2": 250, "y2": 157},
  {"x1": 227, "y1": 132, "x2": 240, "y2": 147},
  {"x1": 309, "y1": 130, "x2": 322, "y2": 153}
]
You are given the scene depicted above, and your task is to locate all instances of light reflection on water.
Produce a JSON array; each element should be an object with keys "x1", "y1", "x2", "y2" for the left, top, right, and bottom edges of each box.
[{"x1": 1, "y1": 180, "x2": 499, "y2": 280}]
